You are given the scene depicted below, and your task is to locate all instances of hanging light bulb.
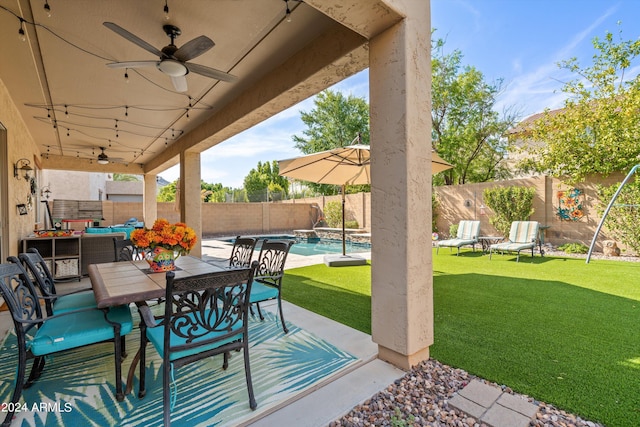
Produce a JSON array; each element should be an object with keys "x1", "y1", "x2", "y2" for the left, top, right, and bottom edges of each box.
[
  {"x1": 44, "y1": 1, "x2": 52, "y2": 18},
  {"x1": 164, "y1": 0, "x2": 170, "y2": 20},
  {"x1": 124, "y1": 69, "x2": 129, "y2": 83},
  {"x1": 124, "y1": 106, "x2": 129, "y2": 117},
  {"x1": 64, "y1": 105, "x2": 69, "y2": 117},
  {"x1": 18, "y1": 18, "x2": 26, "y2": 42}
]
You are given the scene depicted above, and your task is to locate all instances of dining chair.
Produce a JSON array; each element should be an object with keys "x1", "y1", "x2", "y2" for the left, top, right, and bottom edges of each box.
[
  {"x1": 0, "y1": 262, "x2": 133, "y2": 426},
  {"x1": 229, "y1": 236, "x2": 258, "y2": 268},
  {"x1": 136, "y1": 262, "x2": 258, "y2": 426},
  {"x1": 18, "y1": 248, "x2": 96, "y2": 315},
  {"x1": 113, "y1": 237, "x2": 141, "y2": 261},
  {"x1": 250, "y1": 239, "x2": 294, "y2": 334}
]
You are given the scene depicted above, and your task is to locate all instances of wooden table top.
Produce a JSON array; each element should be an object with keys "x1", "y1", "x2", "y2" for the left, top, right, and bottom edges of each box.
[{"x1": 88, "y1": 256, "x2": 225, "y2": 308}]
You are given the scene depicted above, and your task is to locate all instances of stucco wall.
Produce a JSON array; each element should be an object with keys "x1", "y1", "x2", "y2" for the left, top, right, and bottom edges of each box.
[
  {"x1": 434, "y1": 173, "x2": 630, "y2": 253},
  {"x1": 0, "y1": 77, "x2": 41, "y2": 257}
]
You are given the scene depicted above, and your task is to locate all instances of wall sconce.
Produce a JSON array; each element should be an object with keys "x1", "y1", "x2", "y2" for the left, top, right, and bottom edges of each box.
[
  {"x1": 14, "y1": 158, "x2": 33, "y2": 181},
  {"x1": 41, "y1": 185, "x2": 52, "y2": 200}
]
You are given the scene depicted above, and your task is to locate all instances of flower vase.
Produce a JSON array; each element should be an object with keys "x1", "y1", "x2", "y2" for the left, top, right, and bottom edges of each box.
[{"x1": 146, "y1": 247, "x2": 176, "y2": 272}]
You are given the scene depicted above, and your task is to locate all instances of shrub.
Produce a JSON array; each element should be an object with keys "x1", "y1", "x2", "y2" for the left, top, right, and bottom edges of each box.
[
  {"x1": 483, "y1": 186, "x2": 535, "y2": 236},
  {"x1": 323, "y1": 201, "x2": 343, "y2": 228},
  {"x1": 558, "y1": 242, "x2": 589, "y2": 254},
  {"x1": 449, "y1": 223, "x2": 459, "y2": 239},
  {"x1": 432, "y1": 190, "x2": 440, "y2": 232},
  {"x1": 345, "y1": 220, "x2": 359, "y2": 229},
  {"x1": 597, "y1": 180, "x2": 640, "y2": 255}
]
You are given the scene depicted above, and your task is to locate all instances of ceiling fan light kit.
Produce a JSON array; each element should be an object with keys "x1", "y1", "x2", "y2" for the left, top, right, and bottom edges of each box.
[{"x1": 103, "y1": 22, "x2": 236, "y2": 92}]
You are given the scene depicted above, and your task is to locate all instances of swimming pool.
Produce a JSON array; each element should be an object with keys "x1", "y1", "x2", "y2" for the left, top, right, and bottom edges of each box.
[{"x1": 224, "y1": 235, "x2": 371, "y2": 257}]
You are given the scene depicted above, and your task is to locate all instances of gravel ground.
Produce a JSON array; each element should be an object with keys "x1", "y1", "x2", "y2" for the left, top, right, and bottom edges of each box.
[
  {"x1": 329, "y1": 359, "x2": 605, "y2": 427},
  {"x1": 330, "y1": 248, "x2": 634, "y2": 427}
]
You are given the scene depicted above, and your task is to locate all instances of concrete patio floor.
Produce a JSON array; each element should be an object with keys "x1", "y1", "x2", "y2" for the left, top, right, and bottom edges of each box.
[{"x1": 0, "y1": 238, "x2": 406, "y2": 427}]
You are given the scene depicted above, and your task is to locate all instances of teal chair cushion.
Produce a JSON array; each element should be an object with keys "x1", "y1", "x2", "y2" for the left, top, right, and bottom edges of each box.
[
  {"x1": 53, "y1": 291, "x2": 97, "y2": 314},
  {"x1": 30, "y1": 305, "x2": 133, "y2": 356},
  {"x1": 249, "y1": 281, "x2": 279, "y2": 303},
  {"x1": 146, "y1": 310, "x2": 243, "y2": 361}
]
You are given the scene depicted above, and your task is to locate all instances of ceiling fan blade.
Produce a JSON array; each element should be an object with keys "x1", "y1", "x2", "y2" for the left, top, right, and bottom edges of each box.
[
  {"x1": 170, "y1": 75, "x2": 188, "y2": 92},
  {"x1": 106, "y1": 60, "x2": 158, "y2": 69},
  {"x1": 184, "y1": 62, "x2": 237, "y2": 83},
  {"x1": 103, "y1": 22, "x2": 164, "y2": 58},
  {"x1": 174, "y1": 36, "x2": 214, "y2": 62}
]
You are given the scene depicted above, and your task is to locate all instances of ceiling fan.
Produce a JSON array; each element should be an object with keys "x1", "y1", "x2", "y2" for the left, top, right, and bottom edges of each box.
[
  {"x1": 96, "y1": 147, "x2": 125, "y2": 165},
  {"x1": 103, "y1": 22, "x2": 237, "y2": 92}
]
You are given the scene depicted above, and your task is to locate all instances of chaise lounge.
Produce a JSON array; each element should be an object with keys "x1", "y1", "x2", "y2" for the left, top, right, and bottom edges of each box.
[
  {"x1": 436, "y1": 220, "x2": 481, "y2": 256},
  {"x1": 489, "y1": 221, "x2": 540, "y2": 262}
]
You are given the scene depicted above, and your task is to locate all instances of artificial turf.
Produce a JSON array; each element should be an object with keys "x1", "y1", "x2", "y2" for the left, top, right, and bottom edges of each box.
[{"x1": 281, "y1": 250, "x2": 640, "y2": 427}]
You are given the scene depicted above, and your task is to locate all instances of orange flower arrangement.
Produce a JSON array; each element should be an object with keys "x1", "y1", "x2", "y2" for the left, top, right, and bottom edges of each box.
[{"x1": 130, "y1": 219, "x2": 197, "y2": 256}]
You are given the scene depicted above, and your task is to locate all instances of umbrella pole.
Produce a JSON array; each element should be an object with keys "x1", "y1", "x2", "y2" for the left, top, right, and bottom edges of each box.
[{"x1": 342, "y1": 184, "x2": 346, "y2": 256}]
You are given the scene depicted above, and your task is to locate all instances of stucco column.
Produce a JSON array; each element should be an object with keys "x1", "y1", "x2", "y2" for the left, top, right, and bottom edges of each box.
[
  {"x1": 142, "y1": 174, "x2": 157, "y2": 227},
  {"x1": 369, "y1": 2, "x2": 433, "y2": 370},
  {"x1": 180, "y1": 151, "x2": 202, "y2": 257}
]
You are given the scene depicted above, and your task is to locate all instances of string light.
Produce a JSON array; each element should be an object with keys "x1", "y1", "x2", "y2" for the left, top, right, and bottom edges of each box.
[
  {"x1": 44, "y1": 1, "x2": 51, "y2": 18},
  {"x1": 124, "y1": 69, "x2": 129, "y2": 83},
  {"x1": 64, "y1": 105, "x2": 69, "y2": 117},
  {"x1": 284, "y1": 0, "x2": 291, "y2": 22},
  {"x1": 18, "y1": 18, "x2": 26, "y2": 42},
  {"x1": 164, "y1": 0, "x2": 170, "y2": 20}
]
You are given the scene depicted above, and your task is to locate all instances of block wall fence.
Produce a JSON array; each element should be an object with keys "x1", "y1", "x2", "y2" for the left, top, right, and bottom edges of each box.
[{"x1": 54, "y1": 172, "x2": 631, "y2": 253}]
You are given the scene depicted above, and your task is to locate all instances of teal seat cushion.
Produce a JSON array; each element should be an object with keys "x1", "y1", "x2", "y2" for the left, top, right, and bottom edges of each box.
[
  {"x1": 146, "y1": 310, "x2": 243, "y2": 361},
  {"x1": 85, "y1": 227, "x2": 112, "y2": 234},
  {"x1": 249, "y1": 281, "x2": 279, "y2": 303},
  {"x1": 30, "y1": 305, "x2": 133, "y2": 356},
  {"x1": 53, "y1": 291, "x2": 97, "y2": 314}
]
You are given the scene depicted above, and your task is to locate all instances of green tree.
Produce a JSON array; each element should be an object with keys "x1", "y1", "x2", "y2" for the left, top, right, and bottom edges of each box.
[
  {"x1": 157, "y1": 180, "x2": 177, "y2": 202},
  {"x1": 518, "y1": 24, "x2": 640, "y2": 183},
  {"x1": 292, "y1": 90, "x2": 370, "y2": 195},
  {"x1": 243, "y1": 160, "x2": 289, "y2": 202},
  {"x1": 432, "y1": 36, "x2": 518, "y2": 186},
  {"x1": 113, "y1": 173, "x2": 140, "y2": 181}
]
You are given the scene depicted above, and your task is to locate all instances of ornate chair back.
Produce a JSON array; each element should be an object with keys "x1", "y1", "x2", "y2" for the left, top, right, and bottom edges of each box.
[
  {"x1": 229, "y1": 236, "x2": 258, "y2": 268},
  {"x1": 138, "y1": 262, "x2": 259, "y2": 425}
]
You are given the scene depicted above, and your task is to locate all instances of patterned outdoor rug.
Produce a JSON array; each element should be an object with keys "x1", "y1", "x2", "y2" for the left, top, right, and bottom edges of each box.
[{"x1": 0, "y1": 308, "x2": 357, "y2": 426}]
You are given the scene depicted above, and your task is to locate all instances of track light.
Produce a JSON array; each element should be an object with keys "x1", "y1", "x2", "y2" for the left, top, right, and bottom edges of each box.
[
  {"x1": 44, "y1": 1, "x2": 52, "y2": 18},
  {"x1": 18, "y1": 18, "x2": 26, "y2": 42},
  {"x1": 164, "y1": 0, "x2": 170, "y2": 20}
]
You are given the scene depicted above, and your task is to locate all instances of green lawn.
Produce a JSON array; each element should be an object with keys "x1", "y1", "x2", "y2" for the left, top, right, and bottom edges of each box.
[{"x1": 282, "y1": 249, "x2": 640, "y2": 427}]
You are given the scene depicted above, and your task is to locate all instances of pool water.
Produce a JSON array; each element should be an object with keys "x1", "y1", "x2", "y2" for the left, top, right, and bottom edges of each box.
[{"x1": 225, "y1": 235, "x2": 371, "y2": 257}]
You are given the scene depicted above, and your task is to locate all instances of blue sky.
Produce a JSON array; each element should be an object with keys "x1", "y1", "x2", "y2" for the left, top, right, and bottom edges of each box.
[{"x1": 162, "y1": 1, "x2": 640, "y2": 187}]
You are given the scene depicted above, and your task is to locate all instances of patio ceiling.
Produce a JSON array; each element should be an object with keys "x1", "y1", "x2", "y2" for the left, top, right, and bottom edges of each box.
[{"x1": 1, "y1": 0, "x2": 401, "y2": 175}]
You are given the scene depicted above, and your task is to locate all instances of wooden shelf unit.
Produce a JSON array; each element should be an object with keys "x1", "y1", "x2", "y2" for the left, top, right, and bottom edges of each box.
[{"x1": 22, "y1": 235, "x2": 82, "y2": 281}]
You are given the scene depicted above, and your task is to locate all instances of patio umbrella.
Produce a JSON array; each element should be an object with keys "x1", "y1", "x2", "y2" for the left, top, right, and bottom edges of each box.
[{"x1": 278, "y1": 143, "x2": 453, "y2": 256}]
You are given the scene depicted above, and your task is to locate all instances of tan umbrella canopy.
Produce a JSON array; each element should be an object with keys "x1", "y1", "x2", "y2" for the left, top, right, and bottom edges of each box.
[{"x1": 278, "y1": 144, "x2": 453, "y2": 256}]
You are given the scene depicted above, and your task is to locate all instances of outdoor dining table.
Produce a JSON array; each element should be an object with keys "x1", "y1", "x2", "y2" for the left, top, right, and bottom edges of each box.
[
  {"x1": 88, "y1": 255, "x2": 228, "y2": 394},
  {"x1": 88, "y1": 255, "x2": 226, "y2": 309}
]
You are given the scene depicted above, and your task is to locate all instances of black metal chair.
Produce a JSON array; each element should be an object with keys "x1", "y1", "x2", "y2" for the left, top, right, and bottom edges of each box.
[
  {"x1": 114, "y1": 238, "x2": 142, "y2": 261},
  {"x1": 0, "y1": 262, "x2": 133, "y2": 426},
  {"x1": 136, "y1": 261, "x2": 259, "y2": 426},
  {"x1": 249, "y1": 239, "x2": 294, "y2": 334},
  {"x1": 229, "y1": 236, "x2": 258, "y2": 268},
  {"x1": 18, "y1": 248, "x2": 96, "y2": 315}
]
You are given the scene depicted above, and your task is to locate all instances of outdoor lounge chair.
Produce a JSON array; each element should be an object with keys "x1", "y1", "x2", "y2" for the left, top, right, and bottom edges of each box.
[
  {"x1": 489, "y1": 221, "x2": 540, "y2": 262},
  {"x1": 436, "y1": 220, "x2": 481, "y2": 255}
]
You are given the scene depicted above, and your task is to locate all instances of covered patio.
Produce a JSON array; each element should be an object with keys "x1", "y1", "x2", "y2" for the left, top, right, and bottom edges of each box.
[{"x1": 1, "y1": 0, "x2": 436, "y2": 421}]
